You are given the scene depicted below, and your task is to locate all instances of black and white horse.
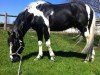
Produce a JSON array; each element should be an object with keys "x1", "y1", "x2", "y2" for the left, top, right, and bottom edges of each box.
[{"x1": 8, "y1": 1, "x2": 95, "y2": 62}]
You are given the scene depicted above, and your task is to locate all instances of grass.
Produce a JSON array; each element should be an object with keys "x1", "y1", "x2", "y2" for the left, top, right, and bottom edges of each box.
[{"x1": 0, "y1": 30, "x2": 100, "y2": 75}]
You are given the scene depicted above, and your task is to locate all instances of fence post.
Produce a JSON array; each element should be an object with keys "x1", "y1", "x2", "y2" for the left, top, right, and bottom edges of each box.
[{"x1": 4, "y1": 12, "x2": 7, "y2": 30}]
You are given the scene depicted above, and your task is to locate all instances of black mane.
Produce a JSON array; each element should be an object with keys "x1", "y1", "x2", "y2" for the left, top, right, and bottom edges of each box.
[{"x1": 13, "y1": 9, "x2": 34, "y2": 38}]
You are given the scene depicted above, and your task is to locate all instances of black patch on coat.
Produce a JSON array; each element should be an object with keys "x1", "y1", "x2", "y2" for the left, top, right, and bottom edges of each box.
[{"x1": 88, "y1": 7, "x2": 93, "y2": 31}]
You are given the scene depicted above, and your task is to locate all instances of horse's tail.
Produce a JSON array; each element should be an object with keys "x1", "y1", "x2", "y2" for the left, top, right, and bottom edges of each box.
[{"x1": 81, "y1": 4, "x2": 96, "y2": 53}]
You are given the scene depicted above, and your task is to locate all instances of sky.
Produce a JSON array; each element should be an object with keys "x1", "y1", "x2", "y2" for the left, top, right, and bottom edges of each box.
[{"x1": 0, "y1": 0, "x2": 68, "y2": 23}]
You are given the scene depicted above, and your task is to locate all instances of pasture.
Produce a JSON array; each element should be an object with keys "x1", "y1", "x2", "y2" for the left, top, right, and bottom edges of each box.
[{"x1": 0, "y1": 30, "x2": 100, "y2": 75}]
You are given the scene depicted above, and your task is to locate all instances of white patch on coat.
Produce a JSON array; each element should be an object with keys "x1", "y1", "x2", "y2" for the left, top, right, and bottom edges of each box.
[
  {"x1": 10, "y1": 42, "x2": 13, "y2": 59},
  {"x1": 38, "y1": 41, "x2": 42, "y2": 46},
  {"x1": 92, "y1": 49, "x2": 95, "y2": 55},
  {"x1": 46, "y1": 39, "x2": 51, "y2": 47},
  {"x1": 37, "y1": 41, "x2": 43, "y2": 58},
  {"x1": 48, "y1": 27, "x2": 50, "y2": 34},
  {"x1": 50, "y1": 11, "x2": 54, "y2": 15},
  {"x1": 48, "y1": 46, "x2": 55, "y2": 57},
  {"x1": 84, "y1": 27, "x2": 90, "y2": 38},
  {"x1": 46, "y1": 39, "x2": 55, "y2": 57},
  {"x1": 91, "y1": 49, "x2": 95, "y2": 60},
  {"x1": 19, "y1": 40, "x2": 22, "y2": 43},
  {"x1": 27, "y1": 1, "x2": 49, "y2": 27},
  {"x1": 85, "y1": 4, "x2": 91, "y2": 19}
]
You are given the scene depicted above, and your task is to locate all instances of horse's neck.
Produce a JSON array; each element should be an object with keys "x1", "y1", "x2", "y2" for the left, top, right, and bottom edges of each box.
[
  {"x1": 13, "y1": 27, "x2": 23, "y2": 40},
  {"x1": 17, "y1": 25, "x2": 30, "y2": 39}
]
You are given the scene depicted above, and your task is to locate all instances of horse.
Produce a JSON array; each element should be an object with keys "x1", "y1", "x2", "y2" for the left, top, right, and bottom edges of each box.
[{"x1": 7, "y1": 1, "x2": 95, "y2": 62}]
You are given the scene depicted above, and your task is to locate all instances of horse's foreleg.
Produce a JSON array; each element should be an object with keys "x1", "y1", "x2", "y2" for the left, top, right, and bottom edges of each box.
[
  {"x1": 34, "y1": 30, "x2": 43, "y2": 60},
  {"x1": 46, "y1": 39, "x2": 55, "y2": 61},
  {"x1": 35, "y1": 41, "x2": 43, "y2": 59},
  {"x1": 44, "y1": 27, "x2": 55, "y2": 61}
]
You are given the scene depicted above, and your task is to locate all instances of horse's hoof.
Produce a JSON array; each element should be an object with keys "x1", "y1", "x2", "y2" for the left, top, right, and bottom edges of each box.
[
  {"x1": 34, "y1": 55, "x2": 43, "y2": 61},
  {"x1": 34, "y1": 58, "x2": 40, "y2": 61},
  {"x1": 84, "y1": 60, "x2": 88, "y2": 63},
  {"x1": 91, "y1": 59, "x2": 94, "y2": 62},
  {"x1": 89, "y1": 58, "x2": 94, "y2": 62},
  {"x1": 50, "y1": 57, "x2": 55, "y2": 62},
  {"x1": 11, "y1": 55, "x2": 20, "y2": 62}
]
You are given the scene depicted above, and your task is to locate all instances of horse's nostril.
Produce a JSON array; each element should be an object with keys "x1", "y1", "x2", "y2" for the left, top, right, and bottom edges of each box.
[{"x1": 11, "y1": 55, "x2": 20, "y2": 62}]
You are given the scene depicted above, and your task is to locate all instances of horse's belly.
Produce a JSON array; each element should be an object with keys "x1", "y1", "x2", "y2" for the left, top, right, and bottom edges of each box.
[
  {"x1": 50, "y1": 24, "x2": 70, "y2": 31},
  {"x1": 49, "y1": 14, "x2": 72, "y2": 31}
]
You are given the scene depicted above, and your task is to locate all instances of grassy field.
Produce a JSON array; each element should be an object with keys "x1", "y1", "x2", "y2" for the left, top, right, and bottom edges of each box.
[{"x1": 0, "y1": 30, "x2": 100, "y2": 75}]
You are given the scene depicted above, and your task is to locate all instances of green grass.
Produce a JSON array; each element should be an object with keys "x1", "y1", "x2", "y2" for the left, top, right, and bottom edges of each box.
[{"x1": 0, "y1": 30, "x2": 100, "y2": 75}]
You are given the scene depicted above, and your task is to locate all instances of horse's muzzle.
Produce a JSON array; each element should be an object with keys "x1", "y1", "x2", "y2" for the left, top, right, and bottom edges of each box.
[{"x1": 10, "y1": 54, "x2": 20, "y2": 62}]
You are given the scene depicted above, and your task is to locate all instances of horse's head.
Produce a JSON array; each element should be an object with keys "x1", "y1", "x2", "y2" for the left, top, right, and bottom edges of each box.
[
  {"x1": 7, "y1": 9, "x2": 34, "y2": 62},
  {"x1": 7, "y1": 31, "x2": 23, "y2": 62}
]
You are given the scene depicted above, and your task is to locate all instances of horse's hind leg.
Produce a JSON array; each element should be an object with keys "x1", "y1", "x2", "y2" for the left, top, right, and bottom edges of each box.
[
  {"x1": 81, "y1": 4, "x2": 96, "y2": 62},
  {"x1": 84, "y1": 42, "x2": 95, "y2": 62},
  {"x1": 84, "y1": 44, "x2": 95, "y2": 62},
  {"x1": 34, "y1": 29, "x2": 43, "y2": 60},
  {"x1": 83, "y1": 27, "x2": 95, "y2": 62},
  {"x1": 44, "y1": 26, "x2": 55, "y2": 61}
]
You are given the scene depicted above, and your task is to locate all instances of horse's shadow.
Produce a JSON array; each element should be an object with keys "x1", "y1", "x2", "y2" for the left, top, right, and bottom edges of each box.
[{"x1": 22, "y1": 50, "x2": 86, "y2": 61}]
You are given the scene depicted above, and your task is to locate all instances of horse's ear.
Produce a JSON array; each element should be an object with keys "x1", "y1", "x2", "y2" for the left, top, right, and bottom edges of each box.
[{"x1": 7, "y1": 31, "x2": 11, "y2": 36}]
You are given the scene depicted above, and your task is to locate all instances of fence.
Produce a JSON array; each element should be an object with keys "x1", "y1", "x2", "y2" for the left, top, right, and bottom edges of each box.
[{"x1": 0, "y1": 13, "x2": 17, "y2": 30}]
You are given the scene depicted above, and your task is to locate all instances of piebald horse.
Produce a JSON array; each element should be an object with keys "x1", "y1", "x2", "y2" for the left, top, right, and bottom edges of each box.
[{"x1": 8, "y1": 1, "x2": 95, "y2": 62}]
